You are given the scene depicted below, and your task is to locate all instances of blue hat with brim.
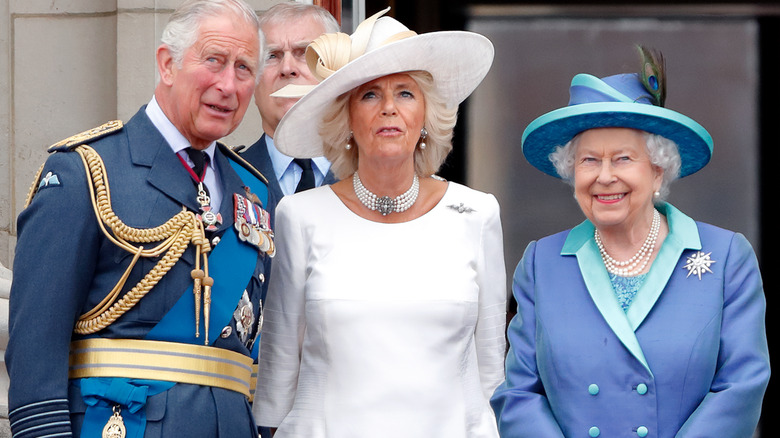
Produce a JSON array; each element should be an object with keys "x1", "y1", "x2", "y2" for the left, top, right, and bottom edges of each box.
[{"x1": 522, "y1": 73, "x2": 713, "y2": 178}]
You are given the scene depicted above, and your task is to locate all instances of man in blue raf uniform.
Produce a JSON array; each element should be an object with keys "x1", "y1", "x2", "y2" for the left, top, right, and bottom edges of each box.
[{"x1": 5, "y1": 1, "x2": 273, "y2": 437}]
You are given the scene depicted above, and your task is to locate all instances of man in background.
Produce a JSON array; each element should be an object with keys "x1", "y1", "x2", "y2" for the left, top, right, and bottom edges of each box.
[{"x1": 240, "y1": 1, "x2": 340, "y2": 225}]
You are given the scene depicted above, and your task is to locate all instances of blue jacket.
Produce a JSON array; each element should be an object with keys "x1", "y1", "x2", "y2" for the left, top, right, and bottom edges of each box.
[
  {"x1": 491, "y1": 203, "x2": 770, "y2": 438},
  {"x1": 6, "y1": 107, "x2": 272, "y2": 437}
]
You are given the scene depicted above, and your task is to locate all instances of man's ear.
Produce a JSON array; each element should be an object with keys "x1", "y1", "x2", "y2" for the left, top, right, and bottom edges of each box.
[{"x1": 156, "y1": 44, "x2": 176, "y2": 86}]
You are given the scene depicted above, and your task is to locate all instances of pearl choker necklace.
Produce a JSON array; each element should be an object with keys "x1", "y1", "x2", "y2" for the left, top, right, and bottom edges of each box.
[
  {"x1": 353, "y1": 172, "x2": 420, "y2": 216},
  {"x1": 595, "y1": 209, "x2": 661, "y2": 277}
]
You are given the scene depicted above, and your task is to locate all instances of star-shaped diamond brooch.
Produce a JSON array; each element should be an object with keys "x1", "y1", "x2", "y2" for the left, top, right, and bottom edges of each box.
[{"x1": 682, "y1": 251, "x2": 716, "y2": 280}]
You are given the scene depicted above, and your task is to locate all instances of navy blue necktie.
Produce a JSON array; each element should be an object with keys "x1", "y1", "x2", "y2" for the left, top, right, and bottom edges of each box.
[
  {"x1": 294, "y1": 158, "x2": 315, "y2": 193},
  {"x1": 186, "y1": 147, "x2": 209, "y2": 178},
  {"x1": 184, "y1": 147, "x2": 211, "y2": 199}
]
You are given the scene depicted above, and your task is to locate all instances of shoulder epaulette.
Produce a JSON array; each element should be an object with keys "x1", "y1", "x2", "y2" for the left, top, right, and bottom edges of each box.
[
  {"x1": 219, "y1": 142, "x2": 269, "y2": 185},
  {"x1": 48, "y1": 120, "x2": 124, "y2": 153}
]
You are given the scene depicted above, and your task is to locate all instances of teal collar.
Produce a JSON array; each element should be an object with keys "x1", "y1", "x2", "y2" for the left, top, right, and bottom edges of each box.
[{"x1": 561, "y1": 203, "x2": 701, "y2": 373}]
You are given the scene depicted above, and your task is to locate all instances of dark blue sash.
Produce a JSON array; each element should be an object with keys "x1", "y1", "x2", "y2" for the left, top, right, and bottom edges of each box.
[
  {"x1": 145, "y1": 224, "x2": 255, "y2": 345},
  {"x1": 146, "y1": 158, "x2": 268, "y2": 344}
]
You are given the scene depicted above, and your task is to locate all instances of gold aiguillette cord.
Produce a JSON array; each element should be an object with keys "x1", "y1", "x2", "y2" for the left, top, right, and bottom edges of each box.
[
  {"x1": 73, "y1": 145, "x2": 211, "y2": 336},
  {"x1": 72, "y1": 145, "x2": 214, "y2": 342},
  {"x1": 191, "y1": 220, "x2": 214, "y2": 344}
]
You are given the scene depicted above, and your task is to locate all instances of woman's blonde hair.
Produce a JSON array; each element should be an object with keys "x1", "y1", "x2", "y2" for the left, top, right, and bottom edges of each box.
[{"x1": 319, "y1": 71, "x2": 458, "y2": 179}]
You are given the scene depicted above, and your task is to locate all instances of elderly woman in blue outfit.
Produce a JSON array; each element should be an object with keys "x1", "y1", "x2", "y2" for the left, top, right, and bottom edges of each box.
[{"x1": 491, "y1": 47, "x2": 770, "y2": 437}]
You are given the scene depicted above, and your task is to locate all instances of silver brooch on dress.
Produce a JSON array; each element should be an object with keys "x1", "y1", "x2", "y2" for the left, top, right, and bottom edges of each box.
[
  {"x1": 447, "y1": 203, "x2": 476, "y2": 214},
  {"x1": 683, "y1": 251, "x2": 716, "y2": 280}
]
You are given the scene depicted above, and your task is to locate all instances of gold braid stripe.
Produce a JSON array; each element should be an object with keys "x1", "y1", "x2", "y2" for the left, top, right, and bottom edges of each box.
[
  {"x1": 73, "y1": 145, "x2": 211, "y2": 336},
  {"x1": 69, "y1": 338, "x2": 253, "y2": 397}
]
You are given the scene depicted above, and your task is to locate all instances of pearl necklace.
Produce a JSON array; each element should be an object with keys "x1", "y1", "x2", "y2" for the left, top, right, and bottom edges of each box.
[
  {"x1": 353, "y1": 172, "x2": 420, "y2": 216},
  {"x1": 595, "y1": 209, "x2": 661, "y2": 276}
]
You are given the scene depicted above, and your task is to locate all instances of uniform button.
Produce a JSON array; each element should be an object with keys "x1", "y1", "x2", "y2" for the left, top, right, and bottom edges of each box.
[
  {"x1": 212, "y1": 236, "x2": 221, "y2": 246},
  {"x1": 258, "y1": 273, "x2": 265, "y2": 283},
  {"x1": 636, "y1": 426, "x2": 648, "y2": 437},
  {"x1": 220, "y1": 326, "x2": 232, "y2": 338},
  {"x1": 588, "y1": 384, "x2": 600, "y2": 395},
  {"x1": 589, "y1": 426, "x2": 600, "y2": 437},
  {"x1": 636, "y1": 383, "x2": 648, "y2": 395}
]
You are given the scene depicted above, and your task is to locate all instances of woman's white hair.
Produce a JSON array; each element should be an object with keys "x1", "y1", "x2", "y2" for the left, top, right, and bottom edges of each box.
[
  {"x1": 161, "y1": 0, "x2": 261, "y2": 69},
  {"x1": 319, "y1": 71, "x2": 458, "y2": 180},
  {"x1": 548, "y1": 130, "x2": 682, "y2": 201}
]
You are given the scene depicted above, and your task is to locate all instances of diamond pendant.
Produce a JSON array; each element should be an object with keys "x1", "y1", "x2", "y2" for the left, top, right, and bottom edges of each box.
[
  {"x1": 102, "y1": 406, "x2": 127, "y2": 438},
  {"x1": 376, "y1": 196, "x2": 394, "y2": 216}
]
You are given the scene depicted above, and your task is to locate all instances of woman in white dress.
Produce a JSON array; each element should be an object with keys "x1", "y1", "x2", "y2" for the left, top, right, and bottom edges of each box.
[{"x1": 252, "y1": 8, "x2": 506, "y2": 437}]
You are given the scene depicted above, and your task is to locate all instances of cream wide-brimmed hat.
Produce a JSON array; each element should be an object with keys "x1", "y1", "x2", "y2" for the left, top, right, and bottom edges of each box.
[{"x1": 271, "y1": 7, "x2": 495, "y2": 158}]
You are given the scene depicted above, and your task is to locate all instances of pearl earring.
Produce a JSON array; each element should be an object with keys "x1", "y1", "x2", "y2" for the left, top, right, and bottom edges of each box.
[
  {"x1": 346, "y1": 132, "x2": 353, "y2": 150},
  {"x1": 419, "y1": 128, "x2": 428, "y2": 150},
  {"x1": 653, "y1": 190, "x2": 661, "y2": 199}
]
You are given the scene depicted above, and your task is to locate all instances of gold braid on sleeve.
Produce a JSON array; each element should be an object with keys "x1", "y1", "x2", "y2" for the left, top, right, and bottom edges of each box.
[
  {"x1": 72, "y1": 145, "x2": 213, "y2": 342},
  {"x1": 23, "y1": 163, "x2": 46, "y2": 208}
]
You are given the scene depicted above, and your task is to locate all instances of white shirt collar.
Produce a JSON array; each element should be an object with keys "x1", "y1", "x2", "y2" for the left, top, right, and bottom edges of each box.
[
  {"x1": 146, "y1": 96, "x2": 217, "y2": 164},
  {"x1": 265, "y1": 134, "x2": 331, "y2": 180},
  {"x1": 265, "y1": 135, "x2": 293, "y2": 180},
  {"x1": 146, "y1": 96, "x2": 222, "y2": 209}
]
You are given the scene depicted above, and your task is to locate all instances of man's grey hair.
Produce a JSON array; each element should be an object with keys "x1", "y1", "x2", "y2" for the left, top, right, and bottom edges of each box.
[
  {"x1": 257, "y1": 2, "x2": 340, "y2": 70},
  {"x1": 161, "y1": 0, "x2": 261, "y2": 68}
]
